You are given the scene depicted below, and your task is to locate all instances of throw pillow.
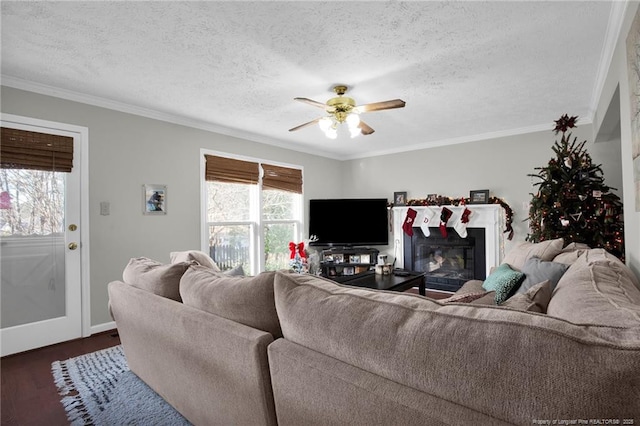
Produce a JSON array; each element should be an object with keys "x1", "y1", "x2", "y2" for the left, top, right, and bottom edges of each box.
[
  {"x1": 441, "y1": 291, "x2": 491, "y2": 304},
  {"x1": 122, "y1": 257, "x2": 192, "y2": 302},
  {"x1": 170, "y1": 250, "x2": 221, "y2": 271},
  {"x1": 469, "y1": 291, "x2": 497, "y2": 305},
  {"x1": 501, "y1": 238, "x2": 564, "y2": 271},
  {"x1": 179, "y1": 266, "x2": 281, "y2": 338},
  {"x1": 516, "y1": 257, "x2": 569, "y2": 294},
  {"x1": 482, "y1": 263, "x2": 525, "y2": 304},
  {"x1": 502, "y1": 280, "x2": 553, "y2": 313},
  {"x1": 454, "y1": 280, "x2": 485, "y2": 295},
  {"x1": 552, "y1": 242, "x2": 591, "y2": 266},
  {"x1": 223, "y1": 264, "x2": 245, "y2": 276}
]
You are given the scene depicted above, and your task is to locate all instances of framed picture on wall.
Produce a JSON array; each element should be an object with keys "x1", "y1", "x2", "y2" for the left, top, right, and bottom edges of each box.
[
  {"x1": 469, "y1": 189, "x2": 489, "y2": 204},
  {"x1": 143, "y1": 184, "x2": 167, "y2": 215}
]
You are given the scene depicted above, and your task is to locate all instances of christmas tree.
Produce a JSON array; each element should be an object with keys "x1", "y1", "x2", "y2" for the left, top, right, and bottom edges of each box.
[{"x1": 527, "y1": 114, "x2": 625, "y2": 260}]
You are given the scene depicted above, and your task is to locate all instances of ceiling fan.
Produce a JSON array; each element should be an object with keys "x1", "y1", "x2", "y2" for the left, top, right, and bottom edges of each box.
[{"x1": 289, "y1": 85, "x2": 406, "y2": 139}]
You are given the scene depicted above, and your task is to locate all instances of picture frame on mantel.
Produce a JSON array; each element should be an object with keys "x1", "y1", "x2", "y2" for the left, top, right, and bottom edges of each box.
[
  {"x1": 469, "y1": 189, "x2": 490, "y2": 204},
  {"x1": 143, "y1": 184, "x2": 167, "y2": 215},
  {"x1": 394, "y1": 191, "x2": 407, "y2": 206}
]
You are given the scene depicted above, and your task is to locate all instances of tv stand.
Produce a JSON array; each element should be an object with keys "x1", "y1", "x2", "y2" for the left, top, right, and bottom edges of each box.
[{"x1": 319, "y1": 247, "x2": 379, "y2": 278}]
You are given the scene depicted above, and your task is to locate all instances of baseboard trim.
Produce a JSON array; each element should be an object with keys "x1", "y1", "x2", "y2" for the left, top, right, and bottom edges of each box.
[{"x1": 91, "y1": 321, "x2": 116, "y2": 335}]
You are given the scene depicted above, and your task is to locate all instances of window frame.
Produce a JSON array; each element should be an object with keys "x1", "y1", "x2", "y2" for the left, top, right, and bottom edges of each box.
[{"x1": 200, "y1": 149, "x2": 304, "y2": 275}]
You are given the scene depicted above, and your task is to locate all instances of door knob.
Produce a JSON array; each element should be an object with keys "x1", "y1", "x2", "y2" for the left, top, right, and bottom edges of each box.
[{"x1": 68, "y1": 242, "x2": 78, "y2": 250}]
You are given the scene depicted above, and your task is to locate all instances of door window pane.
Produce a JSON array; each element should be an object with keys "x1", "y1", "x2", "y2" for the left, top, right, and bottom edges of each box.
[{"x1": 0, "y1": 169, "x2": 66, "y2": 328}]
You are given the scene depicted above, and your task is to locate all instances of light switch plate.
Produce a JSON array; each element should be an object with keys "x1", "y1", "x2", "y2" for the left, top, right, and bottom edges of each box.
[{"x1": 100, "y1": 201, "x2": 110, "y2": 216}]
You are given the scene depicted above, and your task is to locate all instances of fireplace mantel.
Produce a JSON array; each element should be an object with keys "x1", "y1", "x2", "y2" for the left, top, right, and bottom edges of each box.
[{"x1": 392, "y1": 205, "x2": 505, "y2": 277}]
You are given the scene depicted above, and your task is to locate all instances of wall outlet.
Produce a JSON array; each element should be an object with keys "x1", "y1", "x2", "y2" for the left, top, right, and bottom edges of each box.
[{"x1": 100, "y1": 201, "x2": 110, "y2": 216}]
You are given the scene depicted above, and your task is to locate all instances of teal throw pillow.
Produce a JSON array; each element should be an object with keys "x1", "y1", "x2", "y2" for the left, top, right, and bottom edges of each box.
[{"x1": 482, "y1": 263, "x2": 525, "y2": 304}]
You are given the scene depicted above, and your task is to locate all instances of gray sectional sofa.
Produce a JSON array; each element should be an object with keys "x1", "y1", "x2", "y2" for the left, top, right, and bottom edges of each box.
[{"x1": 108, "y1": 243, "x2": 640, "y2": 425}]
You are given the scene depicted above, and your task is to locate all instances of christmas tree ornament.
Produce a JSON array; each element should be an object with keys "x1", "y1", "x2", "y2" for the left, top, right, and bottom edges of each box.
[
  {"x1": 419, "y1": 207, "x2": 436, "y2": 237},
  {"x1": 439, "y1": 207, "x2": 453, "y2": 238},
  {"x1": 560, "y1": 217, "x2": 570, "y2": 227},
  {"x1": 402, "y1": 208, "x2": 417, "y2": 237},
  {"x1": 578, "y1": 194, "x2": 587, "y2": 201},
  {"x1": 563, "y1": 157, "x2": 572, "y2": 168},
  {"x1": 569, "y1": 212, "x2": 583, "y2": 222}
]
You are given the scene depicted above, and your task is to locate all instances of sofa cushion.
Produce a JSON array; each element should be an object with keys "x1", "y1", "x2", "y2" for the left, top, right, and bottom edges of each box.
[
  {"x1": 482, "y1": 263, "x2": 524, "y2": 304},
  {"x1": 516, "y1": 257, "x2": 568, "y2": 294},
  {"x1": 502, "y1": 280, "x2": 552, "y2": 313},
  {"x1": 179, "y1": 266, "x2": 281, "y2": 338},
  {"x1": 547, "y1": 249, "x2": 640, "y2": 327},
  {"x1": 122, "y1": 257, "x2": 191, "y2": 302},
  {"x1": 170, "y1": 250, "x2": 221, "y2": 271},
  {"x1": 502, "y1": 238, "x2": 564, "y2": 270},
  {"x1": 551, "y1": 242, "x2": 591, "y2": 265},
  {"x1": 273, "y1": 271, "x2": 640, "y2": 422}
]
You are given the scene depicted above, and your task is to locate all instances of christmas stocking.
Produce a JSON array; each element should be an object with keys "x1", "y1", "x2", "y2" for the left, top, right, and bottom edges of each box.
[
  {"x1": 402, "y1": 208, "x2": 417, "y2": 236},
  {"x1": 453, "y1": 207, "x2": 472, "y2": 238},
  {"x1": 419, "y1": 207, "x2": 436, "y2": 237},
  {"x1": 439, "y1": 207, "x2": 453, "y2": 238}
]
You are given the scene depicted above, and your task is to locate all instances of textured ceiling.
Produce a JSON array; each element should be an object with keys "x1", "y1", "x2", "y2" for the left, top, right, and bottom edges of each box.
[{"x1": 0, "y1": 1, "x2": 621, "y2": 159}]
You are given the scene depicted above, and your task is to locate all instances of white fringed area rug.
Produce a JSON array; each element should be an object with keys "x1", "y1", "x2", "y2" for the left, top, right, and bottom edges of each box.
[{"x1": 51, "y1": 345, "x2": 191, "y2": 425}]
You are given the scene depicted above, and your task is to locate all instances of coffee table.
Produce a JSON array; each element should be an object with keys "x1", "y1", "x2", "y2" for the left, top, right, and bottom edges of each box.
[{"x1": 333, "y1": 270, "x2": 426, "y2": 296}]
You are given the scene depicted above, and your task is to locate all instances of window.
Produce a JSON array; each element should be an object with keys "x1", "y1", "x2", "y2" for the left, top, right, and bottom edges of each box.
[{"x1": 202, "y1": 152, "x2": 303, "y2": 275}]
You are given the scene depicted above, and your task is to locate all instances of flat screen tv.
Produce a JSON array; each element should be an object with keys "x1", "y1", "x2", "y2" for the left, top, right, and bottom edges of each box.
[{"x1": 308, "y1": 198, "x2": 389, "y2": 247}]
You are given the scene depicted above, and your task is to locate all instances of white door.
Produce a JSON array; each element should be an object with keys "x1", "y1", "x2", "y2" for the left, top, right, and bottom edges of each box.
[{"x1": 0, "y1": 115, "x2": 88, "y2": 356}]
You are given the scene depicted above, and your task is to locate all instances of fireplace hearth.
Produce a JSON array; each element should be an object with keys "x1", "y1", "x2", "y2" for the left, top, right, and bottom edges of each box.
[{"x1": 404, "y1": 227, "x2": 486, "y2": 292}]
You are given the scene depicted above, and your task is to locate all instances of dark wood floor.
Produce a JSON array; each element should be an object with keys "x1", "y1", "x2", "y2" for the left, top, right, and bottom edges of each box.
[{"x1": 1, "y1": 330, "x2": 121, "y2": 426}]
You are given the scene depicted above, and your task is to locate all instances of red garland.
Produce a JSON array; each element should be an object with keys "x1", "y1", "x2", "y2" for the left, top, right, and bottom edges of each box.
[{"x1": 389, "y1": 196, "x2": 514, "y2": 240}]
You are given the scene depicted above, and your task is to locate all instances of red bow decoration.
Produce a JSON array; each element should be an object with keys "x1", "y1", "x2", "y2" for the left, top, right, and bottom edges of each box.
[{"x1": 289, "y1": 242, "x2": 306, "y2": 259}]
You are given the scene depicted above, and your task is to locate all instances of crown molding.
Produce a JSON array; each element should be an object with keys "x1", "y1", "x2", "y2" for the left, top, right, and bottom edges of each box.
[
  {"x1": 0, "y1": 75, "x2": 343, "y2": 160},
  {"x1": 341, "y1": 119, "x2": 593, "y2": 161},
  {"x1": 2, "y1": 75, "x2": 589, "y2": 162}
]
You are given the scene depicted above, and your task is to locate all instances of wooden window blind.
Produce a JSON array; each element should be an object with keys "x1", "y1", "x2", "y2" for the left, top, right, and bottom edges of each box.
[
  {"x1": 1, "y1": 127, "x2": 74, "y2": 173},
  {"x1": 262, "y1": 163, "x2": 303, "y2": 194},
  {"x1": 204, "y1": 155, "x2": 260, "y2": 185}
]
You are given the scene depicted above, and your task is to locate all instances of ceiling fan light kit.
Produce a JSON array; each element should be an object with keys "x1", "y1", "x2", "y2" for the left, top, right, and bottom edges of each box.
[{"x1": 290, "y1": 85, "x2": 406, "y2": 139}]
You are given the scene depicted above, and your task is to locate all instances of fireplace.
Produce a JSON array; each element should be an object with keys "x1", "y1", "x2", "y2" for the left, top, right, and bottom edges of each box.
[
  {"x1": 392, "y1": 205, "x2": 504, "y2": 292},
  {"x1": 404, "y1": 227, "x2": 486, "y2": 292}
]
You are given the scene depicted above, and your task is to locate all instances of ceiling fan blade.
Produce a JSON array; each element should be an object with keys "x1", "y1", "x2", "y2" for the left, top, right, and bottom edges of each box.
[
  {"x1": 357, "y1": 99, "x2": 406, "y2": 113},
  {"x1": 289, "y1": 118, "x2": 321, "y2": 132},
  {"x1": 358, "y1": 120, "x2": 375, "y2": 135},
  {"x1": 294, "y1": 97, "x2": 327, "y2": 109}
]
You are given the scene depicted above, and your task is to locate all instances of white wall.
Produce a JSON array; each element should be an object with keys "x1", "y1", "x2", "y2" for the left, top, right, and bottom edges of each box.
[
  {"x1": 1, "y1": 86, "x2": 344, "y2": 326},
  {"x1": 594, "y1": 1, "x2": 640, "y2": 279}
]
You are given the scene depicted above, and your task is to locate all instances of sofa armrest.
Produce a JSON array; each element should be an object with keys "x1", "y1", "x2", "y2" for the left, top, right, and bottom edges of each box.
[{"x1": 108, "y1": 281, "x2": 277, "y2": 426}]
